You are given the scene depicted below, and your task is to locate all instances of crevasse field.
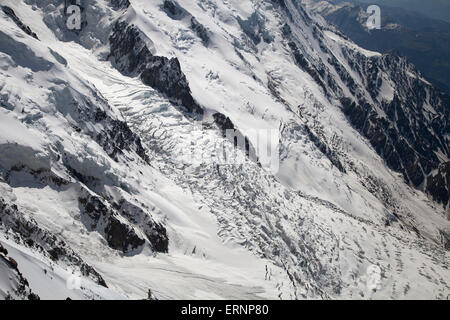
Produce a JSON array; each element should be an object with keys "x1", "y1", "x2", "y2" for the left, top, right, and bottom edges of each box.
[{"x1": 0, "y1": 0, "x2": 448, "y2": 300}]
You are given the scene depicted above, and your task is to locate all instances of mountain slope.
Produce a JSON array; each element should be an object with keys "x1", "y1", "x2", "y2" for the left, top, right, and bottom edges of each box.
[
  {"x1": 0, "y1": 0, "x2": 448, "y2": 299},
  {"x1": 301, "y1": 0, "x2": 450, "y2": 96}
]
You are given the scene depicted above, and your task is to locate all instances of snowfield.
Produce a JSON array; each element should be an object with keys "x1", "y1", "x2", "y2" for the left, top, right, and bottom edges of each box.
[{"x1": 0, "y1": 0, "x2": 448, "y2": 300}]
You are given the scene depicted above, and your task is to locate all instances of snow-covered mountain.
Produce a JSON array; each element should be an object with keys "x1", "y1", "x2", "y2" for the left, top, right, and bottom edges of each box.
[
  {"x1": 0, "y1": 0, "x2": 448, "y2": 300},
  {"x1": 301, "y1": 0, "x2": 450, "y2": 96}
]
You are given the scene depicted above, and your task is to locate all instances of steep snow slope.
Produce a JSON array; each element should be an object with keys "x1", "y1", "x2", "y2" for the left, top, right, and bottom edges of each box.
[{"x1": 0, "y1": 0, "x2": 448, "y2": 299}]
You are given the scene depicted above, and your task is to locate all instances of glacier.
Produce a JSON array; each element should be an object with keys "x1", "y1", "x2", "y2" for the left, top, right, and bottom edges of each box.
[{"x1": 0, "y1": 0, "x2": 448, "y2": 300}]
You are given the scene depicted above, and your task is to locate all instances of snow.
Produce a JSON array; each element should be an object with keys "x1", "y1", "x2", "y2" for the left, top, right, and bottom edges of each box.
[
  {"x1": 0, "y1": 110, "x2": 50, "y2": 171},
  {"x1": 0, "y1": 0, "x2": 448, "y2": 300},
  {"x1": 0, "y1": 236, "x2": 123, "y2": 300},
  {"x1": 324, "y1": 30, "x2": 381, "y2": 58}
]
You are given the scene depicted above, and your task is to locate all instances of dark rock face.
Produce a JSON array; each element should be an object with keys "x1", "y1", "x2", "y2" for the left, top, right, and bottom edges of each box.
[
  {"x1": 271, "y1": 0, "x2": 287, "y2": 8},
  {"x1": 109, "y1": 22, "x2": 151, "y2": 75},
  {"x1": 96, "y1": 114, "x2": 149, "y2": 163},
  {"x1": 161, "y1": 0, "x2": 188, "y2": 20},
  {"x1": 79, "y1": 192, "x2": 169, "y2": 254},
  {"x1": 0, "y1": 242, "x2": 7, "y2": 256},
  {"x1": 426, "y1": 162, "x2": 450, "y2": 208},
  {"x1": 1, "y1": 6, "x2": 39, "y2": 40},
  {"x1": 190, "y1": 17, "x2": 210, "y2": 45},
  {"x1": 213, "y1": 113, "x2": 235, "y2": 132},
  {"x1": 78, "y1": 193, "x2": 144, "y2": 253},
  {"x1": 440, "y1": 230, "x2": 450, "y2": 250},
  {"x1": 114, "y1": 200, "x2": 169, "y2": 253},
  {"x1": 304, "y1": 125, "x2": 346, "y2": 173},
  {"x1": 237, "y1": 12, "x2": 273, "y2": 45},
  {"x1": 109, "y1": 21, "x2": 203, "y2": 115},
  {"x1": 212, "y1": 113, "x2": 259, "y2": 162},
  {"x1": 105, "y1": 217, "x2": 145, "y2": 253},
  {"x1": 110, "y1": 0, "x2": 130, "y2": 10},
  {"x1": 287, "y1": 40, "x2": 328, "y2": 95},
  {"x1": 140, "y1": 57, "x2": 203, "y2": 115}
]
